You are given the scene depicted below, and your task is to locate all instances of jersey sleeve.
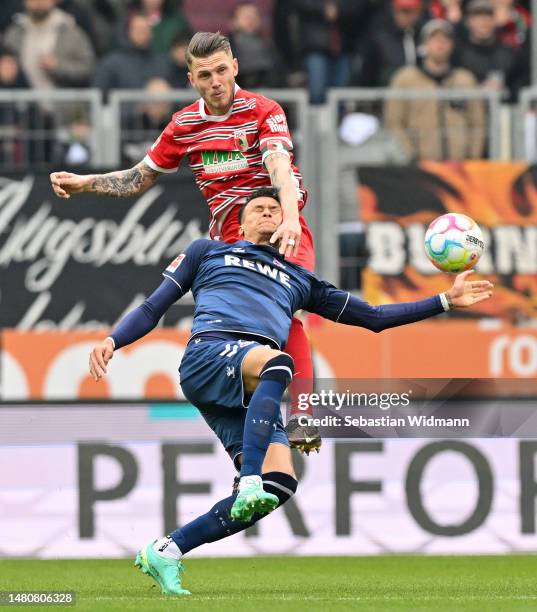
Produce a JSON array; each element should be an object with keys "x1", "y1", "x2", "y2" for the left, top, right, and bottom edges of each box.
[
  {"x1": 110, "y1": 277, "x2": 182, "y2": 349},
  {"x1": 144, "y1": 117, "x2": 184, "y2": 173},
  {"x1": 257, "y1": 98, "x2": 294, "y2": 166},
  {"x1": 305, "y1": 277, "x2": 445, "y2": 332},
  {"x1": 162, "y1": 239, "x2": 215, "y2": 294},
  {"x1": 303, "y1": 277, "x2": 351, "y2": 321}
]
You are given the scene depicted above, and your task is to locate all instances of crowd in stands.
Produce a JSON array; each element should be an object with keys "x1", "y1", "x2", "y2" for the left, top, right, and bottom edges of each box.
[
  {"x1": 0, "y1": 0, "x2": 532, "y2": 165},
  {"x1": 0, "y1": 0, "x2": 530, "y2": 99}
]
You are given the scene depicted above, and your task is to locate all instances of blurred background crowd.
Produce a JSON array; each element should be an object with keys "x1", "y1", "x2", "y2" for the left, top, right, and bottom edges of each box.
[
  {"x1": 0, "y1": 0, "x2": 533, "y2": 184},
  {"x1": 0, "y1": 0, "x2": 530, "y2": 104}
]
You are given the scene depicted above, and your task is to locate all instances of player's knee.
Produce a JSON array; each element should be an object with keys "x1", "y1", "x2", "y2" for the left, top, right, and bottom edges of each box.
[
  {"x1": 262, "y1": 471, "x2": 298, "y2": 507},
  {"x1": 260, "y1": 353, "x2": 294, "y2": 388}
]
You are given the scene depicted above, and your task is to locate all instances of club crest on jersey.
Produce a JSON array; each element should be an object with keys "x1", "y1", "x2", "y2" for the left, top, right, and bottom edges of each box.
[
  {"x1": 166, "y1": 254, "x2": 185, "y2": 272},
  {"x1": 234, "y1": 129, "x2": 249, "y2": 152},
  {"x1": 265, "y1": 139, "x2": 286, "y2": 153}
]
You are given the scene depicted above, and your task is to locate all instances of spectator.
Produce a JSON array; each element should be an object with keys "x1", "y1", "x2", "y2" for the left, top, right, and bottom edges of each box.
[
  {"x1": 126, "y1": 0, "x2": 191, "y2": 53},
  {"x1": 60, "y1": 111, "x2": 92, "y2": 166},
  {"x1": 0, "y1": 46, "x2": 28, "y2": 166},
  {"x1": 508, "y1": 31, "x2": 530, "y2": 99},
  {"x1": 272, "y1": 0, "x2": 300, "y2": 84},
  {"x1": 385, "y1": 19, "x2": 485, "y2": 160},
  {"x1": 166, "y1": 30, "x2": 190, "y2": 88},
  {"x1": 3, "y1": 0, "x2": 96, "y2": 89},
  {"x1": 93, "y1": 13, "x2": 169, "y2": 98},
  {"x1": 360, "y1": 0, "x2": 425, "y2": 87},
  {"x1": 454, "y1": 0, "x2": 515, "y2": 93},
  {"x1": 58, "y1": 0, "x2": 95, "y2": 46},
  {"x1": 493, "y1": 0, "x2": 530, "y2": 49},
  {"x1": 428, "y1": 0, "x2": 463, "y2": 24},
  {"x1": 228, "y1": 1, "x2": 274, "y2": 89},
  {"x1": 0, "y1": 46, "x2": 28, "y2": 90},
  {"x1": 69, "y1": 0, "x2": 120, "y2": 57},
  {"x1": 293, "y1": 0, "x2": 366, "y2": 103},
  {"x1": 0, "y1": 45, "x2": 59, "y2": 166},
  {"x1": 122, "y1": 77, "x2": 172, "y2": 163}
]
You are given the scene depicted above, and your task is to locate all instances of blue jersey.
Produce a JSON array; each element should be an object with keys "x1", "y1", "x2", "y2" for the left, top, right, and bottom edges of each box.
[
  {"x1": 110, "y1": 239, "x2": 446, "y2": 351},
  {"x1": 163, "y1": 239, "x2": 344, "y2": 348}
]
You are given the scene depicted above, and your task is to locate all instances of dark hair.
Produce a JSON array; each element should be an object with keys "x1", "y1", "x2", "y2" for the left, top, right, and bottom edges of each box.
[
  {"x1": 238, "y1": 187, "x2": 280, "y2": 223},
  {"x1": 186, "y1": 31, "x2": 232, "y2": 69}
]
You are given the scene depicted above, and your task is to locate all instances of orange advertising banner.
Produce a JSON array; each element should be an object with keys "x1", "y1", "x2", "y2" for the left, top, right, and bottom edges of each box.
[
  {"x1": 358, "y1": 162, "x2": 537, "y2": 320},
  {"x1": 2, "y1": 322, "x2": 537, "y2": 401}
]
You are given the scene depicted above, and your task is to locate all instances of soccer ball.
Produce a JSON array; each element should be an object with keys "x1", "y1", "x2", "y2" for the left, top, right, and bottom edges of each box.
[{"x1": 424, "y1": 213, "x2": 484, "y2": 273}]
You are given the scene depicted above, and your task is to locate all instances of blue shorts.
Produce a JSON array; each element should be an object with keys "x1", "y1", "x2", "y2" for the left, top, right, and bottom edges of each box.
[{"x1": 179, "y1": 334, "x2": 289, "y2": 468}]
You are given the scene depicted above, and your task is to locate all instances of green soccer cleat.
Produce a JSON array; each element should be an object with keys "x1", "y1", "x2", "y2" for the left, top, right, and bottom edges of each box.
[
  {"x1": 134, "y1": 541, "x2": 191, "y2": 596},
  {"x1": 230, "y1": 475, "x2": 279, "y2": 522}
]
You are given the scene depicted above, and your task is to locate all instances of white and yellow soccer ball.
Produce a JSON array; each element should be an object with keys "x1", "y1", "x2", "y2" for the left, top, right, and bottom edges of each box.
[{"x1": 424, "y1": 213, "x2": 485, "y2": 273}]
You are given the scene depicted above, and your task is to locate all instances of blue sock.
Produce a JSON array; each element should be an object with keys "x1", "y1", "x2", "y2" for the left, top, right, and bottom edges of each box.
[
  {"x1": 170, "y1": 472, "x2": 297, "y2": 554},
  {"x1": 240, "y1": 354, "x2": 294, "y2": 477},
  {"x1": 171, "y1": 494, "x2": 246, "y2": 554}
]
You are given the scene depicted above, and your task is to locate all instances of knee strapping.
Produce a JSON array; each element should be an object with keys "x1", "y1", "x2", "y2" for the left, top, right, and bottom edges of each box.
[{"x1": 260, "y1": 353, "x2": 294, "y2": 387}]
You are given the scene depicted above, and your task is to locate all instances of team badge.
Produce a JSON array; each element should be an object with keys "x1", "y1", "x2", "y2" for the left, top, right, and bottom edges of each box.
[
  {"x1": 234, "y1": 129, "x2": 249, "y2": 152},
  {"x1": 265, "y1": 139, "x2": 286, "y2": 153},
  {"x1": 166, "y1": 254, "x2": 185, "y2": 272}
]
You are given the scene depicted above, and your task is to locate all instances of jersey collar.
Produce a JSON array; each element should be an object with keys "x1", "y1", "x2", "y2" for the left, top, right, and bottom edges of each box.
[{"x1": 198, "y1": 83, "x2": 241, "y2": 122}]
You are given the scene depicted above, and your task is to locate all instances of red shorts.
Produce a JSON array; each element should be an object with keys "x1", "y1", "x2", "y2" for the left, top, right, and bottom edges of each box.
[{"x1": 221, "y1": 211, "x2": 315, "y2": 273}]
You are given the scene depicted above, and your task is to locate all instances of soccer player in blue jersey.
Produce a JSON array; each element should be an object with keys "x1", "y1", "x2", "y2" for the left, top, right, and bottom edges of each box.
[{"x1": 88, "y1": 187, "x2": 493, "y2": 596}]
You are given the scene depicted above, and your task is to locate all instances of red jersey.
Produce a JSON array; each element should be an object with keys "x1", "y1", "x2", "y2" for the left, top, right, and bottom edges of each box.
[{"x1": 144, "y1": 85, "x2": 307, "y2": 240}]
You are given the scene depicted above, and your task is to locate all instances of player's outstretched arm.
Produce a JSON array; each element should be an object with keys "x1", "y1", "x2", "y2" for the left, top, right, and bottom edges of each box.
[
  {"x1": 50, "y1": 160, "x2": 162, "y2": 199},
  {"x1": 264, "y1": 152, "x2": 301, "y2": 258},
  {"x1": 308, "y1": 271, "x2": 494, "y2": 333}
]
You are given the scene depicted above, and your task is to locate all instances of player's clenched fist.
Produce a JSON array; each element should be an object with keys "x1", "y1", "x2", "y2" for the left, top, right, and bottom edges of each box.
[
  {"x1": 89, "y1": 338, "x2": 114, "y2": 381},
  {"x1": 50, "y1": 171, "x2": 91, "y2": 199}
]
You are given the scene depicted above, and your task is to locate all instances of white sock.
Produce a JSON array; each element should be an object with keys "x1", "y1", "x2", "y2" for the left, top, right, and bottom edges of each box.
[
  {"x1": 239, "y1": 475, "x2": 262, "y2": 491},
  {"x1": 153, "y1": 536, "x2": 182, "y2": 560}
]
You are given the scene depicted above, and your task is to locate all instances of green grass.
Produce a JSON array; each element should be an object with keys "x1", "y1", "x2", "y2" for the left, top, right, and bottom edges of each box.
[{"x1": 0, "y1": 556, "x2": 536, "y2": 611}]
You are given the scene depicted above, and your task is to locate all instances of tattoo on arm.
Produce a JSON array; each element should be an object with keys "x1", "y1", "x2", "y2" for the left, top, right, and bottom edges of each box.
[
  {"x1": 90, "y1": 162, "x2": 161, "y2": 197},
  {"x1": 266, "y1": 152, "x2": 291, "y2": 192}
]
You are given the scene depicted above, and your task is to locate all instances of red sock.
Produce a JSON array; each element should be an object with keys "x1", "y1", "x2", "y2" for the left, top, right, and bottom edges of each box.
[{"x1": 285, "y1": 317, "x2": 314, "y2": 418}]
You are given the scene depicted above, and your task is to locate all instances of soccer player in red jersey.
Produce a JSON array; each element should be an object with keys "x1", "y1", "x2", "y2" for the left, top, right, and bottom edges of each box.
[{"x1": 50, "y1": 31, "x2": 320, "y2": 453}]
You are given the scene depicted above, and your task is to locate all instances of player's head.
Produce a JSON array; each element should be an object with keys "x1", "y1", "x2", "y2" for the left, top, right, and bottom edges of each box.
[
  {"x1": 238, "y1": 187, "x2": 282, "y2": 244},
  {"x1": 186, "y1": 32, "x2": 238, "y2": 116}
]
